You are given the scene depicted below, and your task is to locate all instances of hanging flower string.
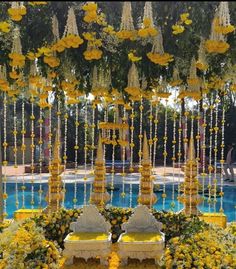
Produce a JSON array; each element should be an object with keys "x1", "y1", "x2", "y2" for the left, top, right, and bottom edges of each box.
[
  {"x1": 189, "y1": 113, "x2": 195, "y2": 214},
  {"x1": 30, "y1": 93, "x2": 35, "y2": 209},
  {"x1": 13, "y1": 96, "x2": 19, "y2": 210},
  {"x1": 162, "y1": 99, "x2": 168, "y2": 209},
  {"x1": 201, "y1": 99, "x2": 208, "y2": 207},
  {"x1": 121, "y1": 105, "x2": 126, "y2": 199},
  {"x1": 129, "y1": 101, "x2": 135, "y2": 208},
  {"x1": 171, "y1": 100, "x2": 177, "y2": 210},
  {"x1": 48, "y1": 103, "x2": 52, "y2": 211},
  {"x1": 152, "y1": 100, "x2": 159, "y2": 174},
  {"x1": 220, "y1": 91, "x2": 226, "y2": 212},
  {"x1": 62, "y1": 105, "x2": 68, "y2": 208},
  {"x1": 138, "y1": 96, "x2": 143, "y2": 199},
  {"x1": 110, "y1": 105, "x2": 116, "y2": 205},
  {"x1": 38, "y1": 94, "x2": 43, "y2": 209},
  {"x1": 84, "y1": 98, "x2": 88, "y2": 205},
  {"x1": 177, "y1": 100, "x2": 182, "y2": 211},
  {"x1": 149, "y1": 100, "x2": 153, "y2": 168},
  {"x1": 56, "y1": 99, "x2": 61, "y2": 211},
  {"x1": 73, "y1": 101, "x2": 79, "y2": 208},
  {"x1": 208, "y1": 94, "x2": 214, "y2": 212},
  {"x1": 21, "y1": 94, "x2": 26, "y2": 208},
  {"x1": 196, "y1": 101, "x2": 201, "y2": 213},
  {"x1": 3, "y1": 91, "x2": 8, "y2": 218},
  {"x1": 213, "y1": 95, "x2": 220, "y2": 212}
]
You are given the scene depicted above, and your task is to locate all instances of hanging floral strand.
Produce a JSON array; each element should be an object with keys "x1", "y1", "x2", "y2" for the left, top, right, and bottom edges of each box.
[
  {"x1": 189, "y1": 113, "x2": 195, "y2": 215},
  {"x1": 121, "y1": 105, "x2": 126, "y2": 198},
  {"x1": 177, "y1": 100, "x2": 182, "y2": 211},
  {"x1": 62, "y1": 105, "x2": 68, "y2": 208},
  {"x1": 171, "y1": 100, "x2": 177, "y2": 210},
  {"x1": 56, "y1": 99, "x2": 61, "y2": 211},
  {"x1": 149, "y1": 101, "x2": 153, "y2": 168},
  {"x1": 3, "y1": 90, "x2": 8, "y2": 218},
  {"x1": 38, "y1": 87, "x2": 43, "y2": 209},
  {"x1": 162, "y1": 99, "x2": 168, "y2": 209},
  {"x1": 30, "y1": 90, "x2": 35, "y2": 209},
  {"x1": 208, "y1": 94, "x2": 214, "y2": 212},
  {"x1": 220, "y1": 92, "x2": 225, "y2": 212},
  {"x1": 201, "y1": 99, "x2": 208, "y2": 207},
  {"x1": 213, "y1": 95, "x2": 220, "y2": 212},
  {"x1": 129, "y1": 100, "x2": 135, "y2": 207},
  {"x1": 73, "y1": 101, "x2": 79, "y2": 208},
  {"x1": 12, "y1": 94, "x2": 19, "y2": 210},
  {"x1": 21, "y1": 93, "x2": 26, "y2": 208},
  {"x1": 152, "y1": 100, "x2": 159, "y2": 173},
  {"x1": 84, "y1": 98, "x2": 88, "y2": 205},
  {"x1": 195, "y1": 101, "x2": 201, "y2": 214},
  {"x1": 110, "y1": 106, "x2": 116, "y2": 205}
]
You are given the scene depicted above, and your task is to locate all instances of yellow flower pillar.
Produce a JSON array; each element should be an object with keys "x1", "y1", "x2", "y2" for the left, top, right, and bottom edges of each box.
[
  {"x1": 44, "y1": 129, "x2": 64, "y2": 213},
  {"x1": 180, "y1": 137, "x2": 202, "y2": 215},
  {"x1": 138, "y1": 132, "x2": 157, "y2": 207},
  {"x1": 90, "y1": 134, "x2": 110, "y2": 207}
]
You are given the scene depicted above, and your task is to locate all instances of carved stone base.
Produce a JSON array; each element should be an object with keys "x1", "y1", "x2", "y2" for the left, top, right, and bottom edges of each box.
[
  {"x1": 117, "y1": 241, "x2": 164, "y2": 265},
  {"x1": 63, "y1": 235, "x2": 111, "y2": 266}
]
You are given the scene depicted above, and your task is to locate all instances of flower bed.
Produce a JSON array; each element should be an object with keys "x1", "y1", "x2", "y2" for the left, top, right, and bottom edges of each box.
[{"x1": 0, "y1": 208, "x2": 235, "y2": 268}]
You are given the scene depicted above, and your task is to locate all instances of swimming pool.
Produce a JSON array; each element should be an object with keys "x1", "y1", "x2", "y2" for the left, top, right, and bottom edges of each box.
[{"x1": 4, "y1": 183, "x2": 236, "y2": 222}]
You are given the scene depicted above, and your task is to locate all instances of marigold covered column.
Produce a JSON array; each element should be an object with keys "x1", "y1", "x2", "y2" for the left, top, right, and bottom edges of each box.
[
  {"x1": 138, "y1": 132, "x2": 157, "y2": 207},
  {"x1": 44, "y1": 129, "x2": 64, "y2": 214},
  {"x1": 179, "y1": 137, "x2": 202, "y2": 215},
  {"x1": 90, "y1": 134, "x2": 110, "y2": 207}
]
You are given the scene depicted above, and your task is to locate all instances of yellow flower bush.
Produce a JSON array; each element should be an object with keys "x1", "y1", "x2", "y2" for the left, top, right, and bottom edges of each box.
[
  {"x1": 147, "y1": 52, "x2": 174, "y2": 66},
  {"x1": 8, "y1": 5, "x2": 27, "y2": 22},
  {"x1": 205, "y1": 39, "x2": 230, "y2": 53},
  {"x1": 163, "y1": 226, "x2": 236, "y2": 269},
  {"x1": 0, "y1": 220, "x2": 61, "y2": 269},
  {"x1": 0, "y1": 21, "x2": 10, "y2": 33}
]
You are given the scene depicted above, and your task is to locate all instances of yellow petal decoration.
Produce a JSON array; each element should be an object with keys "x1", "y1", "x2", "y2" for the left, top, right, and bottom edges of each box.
[
  {"x1": 83, "y1": 48, "x2": 103, "y2": 61},
  {"x1": 43, "y1": 56, "x2": 60, "y2": 68},
  {"x1": 0, "y1": 21, "x2": 10, "y2": 33},
  {"x1": 116, "y1": 30, "x2": 137, "y2": 41},
  {"x1": 205, "y1": 40, "x2": 230, "y2": 54},
  {"x1": 172, "y1": 24, "x2": 185, "y2": 35},
  {"x1": 128, "y1": 52, "x2": 142, "y2": 62},
  {"x1": 8, "y1": 6, "x2": 26, "y2": 22},
  {"x1": 29, "y1": 2, "x2": 47, "y2": 6},
  {"x1": 147, "y1": 52, "x2": 174, "y2": 66}
]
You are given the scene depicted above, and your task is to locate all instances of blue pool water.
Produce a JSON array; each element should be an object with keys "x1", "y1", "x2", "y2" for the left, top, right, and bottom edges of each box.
[{"x1": 4, "y1": 183, "x2": 236, "y2": 222}]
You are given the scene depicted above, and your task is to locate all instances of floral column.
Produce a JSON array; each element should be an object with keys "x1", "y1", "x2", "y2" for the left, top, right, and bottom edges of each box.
[
  {"x1": 179, "y1": 137, "x2": 202, "y2": 215},
  {"x1": 44, "y1": 129, "x2": 64, "y2": 213},
  {"x1": 90, "y1": 134, "x2": 110, "y2": 207},
  {"x1": 138, "y1": 132, "x2": 157, "y2": 207}
]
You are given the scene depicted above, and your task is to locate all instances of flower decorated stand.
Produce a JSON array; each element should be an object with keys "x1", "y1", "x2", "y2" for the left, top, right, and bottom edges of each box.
[
  {"x1": 117, "y1": 205, "x2": 165, "y2": 265},
  {"x1": 63, "y1": 205, "x2": 112, "y2": 265}
]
